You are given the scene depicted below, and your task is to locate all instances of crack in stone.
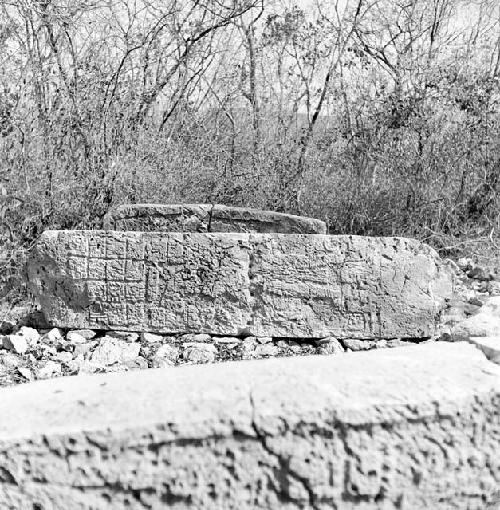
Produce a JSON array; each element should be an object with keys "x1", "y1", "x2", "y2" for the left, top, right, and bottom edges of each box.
[{"x1": 248, "y1": 390, "x2": 321, "y2": 510}]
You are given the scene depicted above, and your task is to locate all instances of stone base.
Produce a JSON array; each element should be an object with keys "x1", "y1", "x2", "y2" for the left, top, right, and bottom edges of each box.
[
  {"x1": 27, "y1": 231, "x2": 453, "y2": 338},
  {"x1": 1, "y1": 343, "x2": 499, "y2": 509}
]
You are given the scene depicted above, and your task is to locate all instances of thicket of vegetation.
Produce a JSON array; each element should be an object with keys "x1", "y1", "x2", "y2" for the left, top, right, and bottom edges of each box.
[{"x1": 1, "y1": 0, "x2": 500, "y2": 295}]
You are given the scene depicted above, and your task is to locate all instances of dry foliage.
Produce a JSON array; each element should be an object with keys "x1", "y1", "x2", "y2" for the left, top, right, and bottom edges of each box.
[{"x1": 1, "y1": 0, "x2": 500, "y2": 297}]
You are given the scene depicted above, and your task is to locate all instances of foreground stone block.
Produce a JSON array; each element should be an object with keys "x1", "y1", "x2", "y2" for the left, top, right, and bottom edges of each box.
[
  {"x1": 1, "y1": 343, "x2": 499, "y2": 509},
  {"x1": 27, "y1": 230, "x2": 452, "y2": 337},
  {"x1": 104, "y1": 203, "x2": 327, "y2": 234}
]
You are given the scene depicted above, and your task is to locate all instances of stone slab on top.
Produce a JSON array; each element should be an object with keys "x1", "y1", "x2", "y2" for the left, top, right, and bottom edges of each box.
[
  {"x1": 27, "y1": 230, "x2": 453, "y2": 338},
  {"x1": 1, "y1": 343, "x2": 500, "y2": 509},
  {"x1": 103, "y1": 203, "x2": 327, "y2": 234}
]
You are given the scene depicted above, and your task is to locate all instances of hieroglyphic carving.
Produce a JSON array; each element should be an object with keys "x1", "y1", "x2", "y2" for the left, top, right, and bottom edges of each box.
[{"x1": 28, "y1": 231, "x2": 453, "y2": 337}]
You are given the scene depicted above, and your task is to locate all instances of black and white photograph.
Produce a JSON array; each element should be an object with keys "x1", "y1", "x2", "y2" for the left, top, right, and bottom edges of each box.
[{"x1": 1, "y1": 0, "x2": 500, "y2": 508}]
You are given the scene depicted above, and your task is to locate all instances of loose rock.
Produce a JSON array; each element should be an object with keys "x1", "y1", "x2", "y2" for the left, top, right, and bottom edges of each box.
[
  {"x1": 68, "y1": 329, "x2": 96, "y2": 340},
  {"x1": 42, "y1": 328, "x2": 64, "y2": 343},
  {"x1": 315, "y1": 337, "x2": 345, "y2": 355},
  {"x1": 36, "y1": 360, "x2": 62, "y2": 379},
  {"x1": 180, "y1": 333, "x2": 212, "y2": 343},
  {"x1": 452, "y1": 296, "x2": 500, "y2": 340},
  {"x1": 17, "y1": 367, "x2": 33, "y2": 381},
  {"x1": 254, "y1": 343, "x2": 279, "y2": 357},
  {"x1": 90, "y1": 337, "x2": 141, "y2": 366},
  {"x1": 152, "y1": 344, "x2": 179, "y2": 366},
  {"x1": 140, "y1": 332, "x2": 165, "y2": 343},
  {"x1": 183, "y1": 343, "x2": 217, "y2": 363},
  {"x1": 107, "y1": 331, "x2": 140, "y2": 342},
  {"x1": 213, "y1": 336, "x2": 240, "y2": 345},
  {"x1": 67, "y1": 331, "x2": 91, "y2": 344},
  {"x1": 342, "y1": 338, "x2": 379, "y2": 351},
  {"x1": 256, "y1": 336, "x2": 272, "y2": 344},
  {"x1": 16, "y1": 326, "x2": 40, "y2": 345},
  {"x1": 2, "y1": 334, "x2": 28, "y2": 354}
]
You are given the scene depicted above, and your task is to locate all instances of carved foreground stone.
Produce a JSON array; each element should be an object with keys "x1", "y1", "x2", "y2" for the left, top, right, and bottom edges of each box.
[
  {"x1": 1, "y1": 343, "x2": 499, "y2": 509},
  {"x1": 104, "y1": 203, "x2": 327, "y2": 234},
  {"x1": 27, "y1": 230, "x2": 452, "y2": 337}
]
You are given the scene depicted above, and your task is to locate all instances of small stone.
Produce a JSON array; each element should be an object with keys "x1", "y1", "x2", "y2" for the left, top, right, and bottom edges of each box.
[
  {"x1": 385, "y1": 338, "x2": 406, "y2": 348},
  {"x1": 452, "y1": 296, "x2": 500, "y2": 341},
  {"x1": 54, "y1": 351, "x2": 73, "y2": 364},
  {"x1": 438, "y1": 326, "x2": 453, "y2": 342},
  {"x1": 36, "y1": 343, "x2": 57, "y2": 358},
  {"x1": 467, "y1": 266, "x2": 492, "y2": 281},
  {"x1": 342, "y1": 339, "x2": 379, "y2": 351},
  {"x1": 17, "y1": 367, "x2": 33, "y2": 381},
  {"x1": 443, "y1": 258, "x2": 461, "y2": 274},
  {"x1": 213, "y1": 336, "x2": 240, "y2": 345},
  {"x1": 67, "y1": 331, "x2": 91, "y2": 344},
  {"x1": 180, "y1": 333, "x2": 212, "y2": 343},
  {"x1": 107, "y1": 331, "x2": 139, "y2": 342},
  {"x1": 241, "y1": 337, "x2": 258, "y2": 359},
  {"x1": 183, "y1": 343, "x2": 217, "y2": 364},
  {"x1": 36, "y1": 360, "x2": 62, "y2": 379},
  {"x1": 254, "y1": 344, "x2": 279, "y2": 357},
  {"x1": 468, "y1": 297, "x2": 484, "y2": 307},
  {"x1": 124, "y1": 356, "x2": 149, "y2": 370},
  {"x1": 0, "y1": 352, "x2": 23, "y2": 369},
  {"x1": 151, "y1": 358, "x2": 174, "y2": 368},
  {"x1": 68, "y1": 329, "x2": 96, "y2": 340},
  {"x1": 256, "y1": 336, "x2": 272, "y2": 344},
  {"x1": 66, "y1": 355, "x2": 87, "y2": 375},
  {"x1": 274, "y1": 340, "x2": 303, "y2": 354},
  {"x1": 154, "y1": 344, "x2": 179, "y2": 364},
  {"x1": 288, "y1": 342, "x2": 303, "y2": 354},
  {"x1": 42, "y1": 328, "x2": 64, "y2": 343},
  {"x1": 315, "y1": 337, "x2": 345, "y2": 355},
  {"x1": 462, "y1": 302, "x2": 482, "y2": 316},
  {"x1": 73, "y1": 341, "x2": 96, "y2": 357},
  {"x1": 457, "y1": 257, "x2": 474, "y2": 271},
  {"x1": 2, "y1": 334, "x2": 28, "y2": 354},
  {"x1": 0, "y1": 321, "x2": 15, "y2": 335},
  {"x1": 488, "y1": 281, "x2": 500, "y2": 296},
  {"x1": 16, "y1": 326, "x2": 40, "y2": 345},
  {"x1": 76, "y1": 361, "x2": 102, "y2": 375},
  {"x1": 90, "y1": 337, "x2": 141, "y2": 365},
  {"x1": 141, "y1": 332, "x2": 165, "y2": 343}
]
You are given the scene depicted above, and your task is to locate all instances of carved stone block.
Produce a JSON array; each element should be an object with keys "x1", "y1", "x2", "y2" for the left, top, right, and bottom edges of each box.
[{"x1": 27, "y1": 231, "x2": 453, "y2": 337}]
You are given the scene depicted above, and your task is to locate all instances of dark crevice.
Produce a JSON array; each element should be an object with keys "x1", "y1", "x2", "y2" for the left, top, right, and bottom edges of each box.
[{"x1": 207, "y1": 203, "x2": 215, "y2": 232}]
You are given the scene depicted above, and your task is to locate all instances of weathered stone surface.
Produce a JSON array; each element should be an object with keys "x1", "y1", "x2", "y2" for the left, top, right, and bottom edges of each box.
[
  {"x1": 27, "y1": 230, "x2": 453, "y2": 338},
  {"x1": 452, "y1": 296, "x2": 500, "y2": 340},
  {"x1": 104, "y1": 203, "x2": 327, "y2": 234},
  {"x1": 1, "y1": 343, "x2": 500, "y2": 509}
]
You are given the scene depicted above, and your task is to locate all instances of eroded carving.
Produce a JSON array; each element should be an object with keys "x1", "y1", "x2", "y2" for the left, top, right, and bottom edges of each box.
[{"x1": 27, "y1": 231, "x2": 453, "y2": 337}]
